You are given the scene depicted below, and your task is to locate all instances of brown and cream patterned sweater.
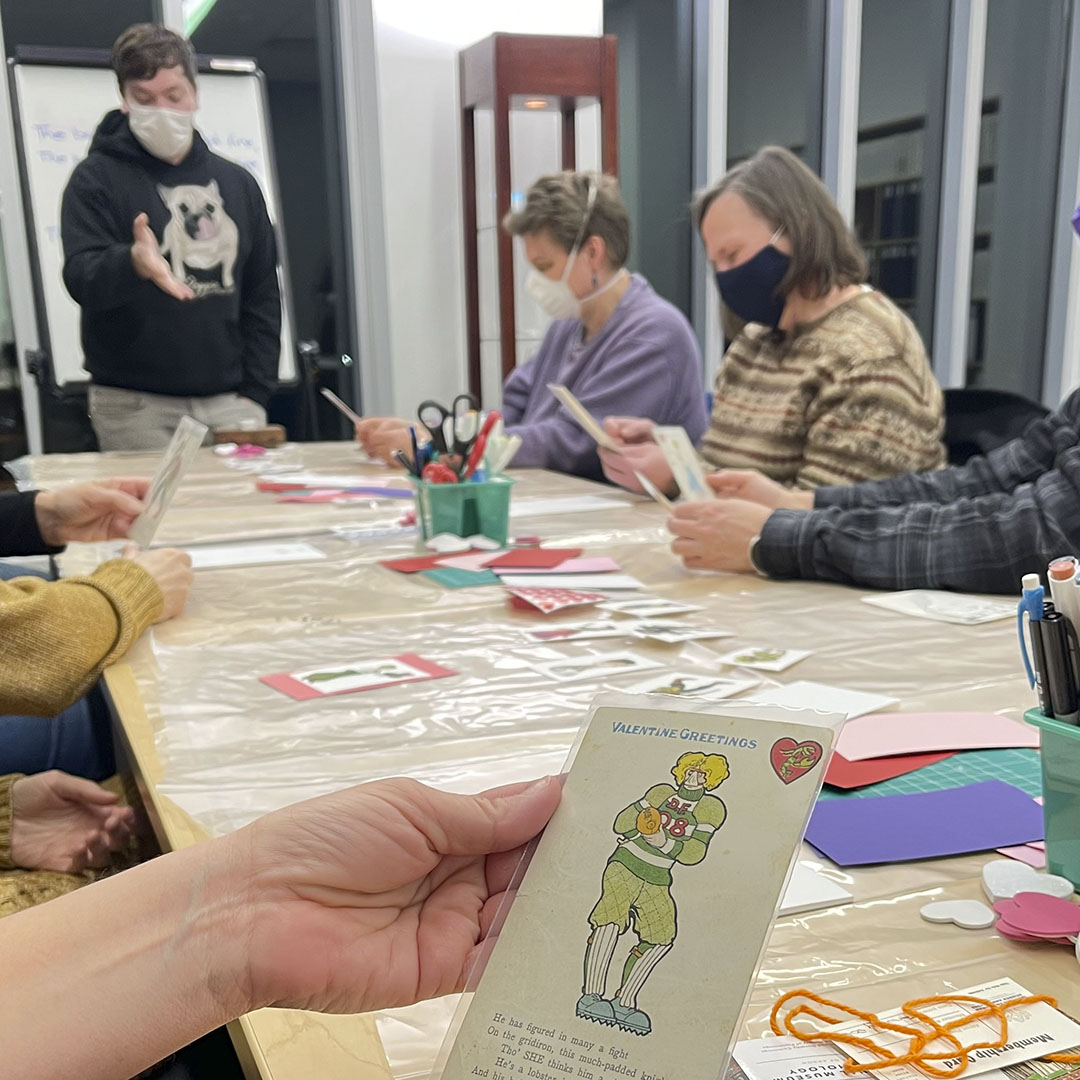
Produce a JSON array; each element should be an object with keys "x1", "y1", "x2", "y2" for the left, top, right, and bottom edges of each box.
[{"x1": 700, "y1": 288, "x2": 945, "y2": 488}]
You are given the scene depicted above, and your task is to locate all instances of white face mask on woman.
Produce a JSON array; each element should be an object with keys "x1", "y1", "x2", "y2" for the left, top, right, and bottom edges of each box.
[
  {"x1": 524, "y1": 178, "x2": 623, "y2": 321},
  {"x1": 127, "y1": 102, "x2": 195, "y2": 162}
]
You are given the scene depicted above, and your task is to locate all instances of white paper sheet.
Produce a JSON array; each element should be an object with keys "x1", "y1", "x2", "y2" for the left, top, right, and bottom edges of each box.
[{"x1": 185, "y1": 542, "x2": 327, "y2": 570}]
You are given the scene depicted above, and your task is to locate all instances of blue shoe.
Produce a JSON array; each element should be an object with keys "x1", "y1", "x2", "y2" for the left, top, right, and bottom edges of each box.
[
  {"x1": 576, "y1": 993, "x2": 616, "y2": 1025},
  {"x1": 611, "y1": 999, "x2": 651, "y2": 1035}
]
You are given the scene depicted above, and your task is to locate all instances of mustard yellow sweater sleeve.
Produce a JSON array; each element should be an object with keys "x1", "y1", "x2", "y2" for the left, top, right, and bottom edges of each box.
[
  {"x1": 0, "y1": 773, "x2": 18, "y2": 869},
  {"x1": 0, "y1": 560, "x2": 163, "y2": 718}
]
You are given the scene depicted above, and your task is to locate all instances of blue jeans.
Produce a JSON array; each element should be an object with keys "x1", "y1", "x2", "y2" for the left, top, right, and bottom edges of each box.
[{"x1": 0, "y1": 561, "x2": 115, "y2": 780}]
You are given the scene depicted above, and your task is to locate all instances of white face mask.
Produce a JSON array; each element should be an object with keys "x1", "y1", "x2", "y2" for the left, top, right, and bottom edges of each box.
[
  {"x1": 127, "y1": 102, "x2": 195, "y2": 162},
  {"x1": 526, "y1": 255, "x2": 628, "y2": 320},
  {"x1": 526, "y1": 248, "x2": 584, "y2": 320},
  {"x1": 525, "y1": 176, "x2": 619, "y2": 321}
]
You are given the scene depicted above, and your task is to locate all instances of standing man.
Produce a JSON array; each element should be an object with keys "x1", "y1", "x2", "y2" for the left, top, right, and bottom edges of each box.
[{"x1": 61, "y1": 24, "x2": 282, "y2": 451}]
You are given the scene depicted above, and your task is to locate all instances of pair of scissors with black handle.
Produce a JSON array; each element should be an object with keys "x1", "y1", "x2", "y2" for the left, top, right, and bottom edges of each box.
[{"x1": 416, "y1": 393, "x2": 480, "y2": 471}]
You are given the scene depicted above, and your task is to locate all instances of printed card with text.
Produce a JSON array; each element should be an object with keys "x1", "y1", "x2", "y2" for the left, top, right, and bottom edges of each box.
[
  {"x1": 434, "y1": 694, "x2": 840, "y2": 1080},
  {"x1": 261, "y1": 653, "x2": 456, "y2": 700},
  {"x1": 717, "y1": 645, "x2": 812, "y2": 672}
]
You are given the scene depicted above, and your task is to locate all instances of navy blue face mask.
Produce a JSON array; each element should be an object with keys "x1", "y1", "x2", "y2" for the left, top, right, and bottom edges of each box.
[{"x1": 713, "y1": 232, "x2": 791, "y2": 328}]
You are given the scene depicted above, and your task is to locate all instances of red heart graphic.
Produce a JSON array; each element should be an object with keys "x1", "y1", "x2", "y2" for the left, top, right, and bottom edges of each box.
[{"x1": 770, "y1": 738, "x2": 823, "y2": 784}]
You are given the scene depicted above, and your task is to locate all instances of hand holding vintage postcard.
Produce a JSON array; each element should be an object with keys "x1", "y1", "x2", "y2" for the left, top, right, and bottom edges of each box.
[{"x1": 434, "y1": 694, "x2": 841, "y2": 1080}]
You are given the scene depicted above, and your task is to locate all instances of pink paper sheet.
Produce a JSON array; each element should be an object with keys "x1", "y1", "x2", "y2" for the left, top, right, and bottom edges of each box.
[{"x1": 835, "y1": 712, "x2": 1040, "y2": 762}]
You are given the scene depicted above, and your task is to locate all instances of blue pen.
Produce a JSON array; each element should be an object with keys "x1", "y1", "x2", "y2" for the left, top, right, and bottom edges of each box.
[
  {"x1": 1018, "y1": 573, "x2": 1052, "y2": 713},
  {"x1": 409, "y1": 426, "x2": 421, "y2": 475}
]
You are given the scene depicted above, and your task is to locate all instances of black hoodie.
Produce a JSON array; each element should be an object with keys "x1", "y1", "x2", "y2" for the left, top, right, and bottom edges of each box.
[{"x1": 60, "y1": 109, "x2": 281, "y2": 407}]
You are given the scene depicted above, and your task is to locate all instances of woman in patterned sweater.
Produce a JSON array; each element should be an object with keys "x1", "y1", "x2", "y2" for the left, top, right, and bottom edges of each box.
[{"x1": 601, "y1": 145, "x2": 945, "y2": 495}]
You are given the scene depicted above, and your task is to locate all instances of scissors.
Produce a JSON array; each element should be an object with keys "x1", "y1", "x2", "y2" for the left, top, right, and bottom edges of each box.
[{"x1": 417, "y1": 393, "x2": 480, "y2": 460}]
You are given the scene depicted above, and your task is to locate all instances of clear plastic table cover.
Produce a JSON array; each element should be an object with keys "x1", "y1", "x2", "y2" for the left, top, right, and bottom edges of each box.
[{"x1": 16, "y1": 443, "x2": 1080, "y2": 1078}]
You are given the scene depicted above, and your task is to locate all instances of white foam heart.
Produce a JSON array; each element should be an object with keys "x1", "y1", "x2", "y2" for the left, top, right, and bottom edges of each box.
[
  {"x1": 920, "y1": 900, "x2": 995, "y2": 930},
  {"x1": 425, "y1": 533, "x2": 471, "y2": 553},
  {"x1": 981, "y1": 859, "x2": 1075, "y2": 903}
]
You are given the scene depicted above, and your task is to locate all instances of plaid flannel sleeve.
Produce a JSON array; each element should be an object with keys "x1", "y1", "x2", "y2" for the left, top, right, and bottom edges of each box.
[{"x1": 756, "y1": 450, "x2": 1080, "y2": 593}]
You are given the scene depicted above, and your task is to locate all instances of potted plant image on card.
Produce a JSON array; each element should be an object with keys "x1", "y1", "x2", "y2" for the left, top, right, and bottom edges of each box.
[{"x1": 577, "y1": 751, "x2": 729, "y2": 1036}]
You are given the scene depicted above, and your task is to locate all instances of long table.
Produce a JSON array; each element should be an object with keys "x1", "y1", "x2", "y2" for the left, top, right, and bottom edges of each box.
[{"x1": 19, "y1": 442, "x2": 1079, "y2": 1080}]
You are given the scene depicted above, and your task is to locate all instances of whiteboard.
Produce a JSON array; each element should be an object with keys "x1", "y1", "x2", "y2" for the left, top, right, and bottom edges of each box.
[{"x1": 11, "y1": 61, "x2": 297, "y2": 389}]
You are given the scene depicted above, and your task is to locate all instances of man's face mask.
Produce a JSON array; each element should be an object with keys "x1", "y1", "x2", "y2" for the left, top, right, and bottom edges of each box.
[
  {"x1": 713, "y1": 227, "x2": 790, "y2": 328},
  {"x1": 127, "y1": 102, "x2": 195, "y2": 162}
]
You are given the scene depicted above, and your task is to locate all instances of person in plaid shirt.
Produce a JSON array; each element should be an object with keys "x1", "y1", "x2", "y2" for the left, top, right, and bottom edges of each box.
[{"x1": 661, "y1": 387, "x2": 1080, "y2": 595}]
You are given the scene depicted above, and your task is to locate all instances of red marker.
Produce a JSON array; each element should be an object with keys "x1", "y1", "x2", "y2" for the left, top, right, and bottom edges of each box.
[{"x1": 462, "y1": 411, "x2": 502, "y2": 480}]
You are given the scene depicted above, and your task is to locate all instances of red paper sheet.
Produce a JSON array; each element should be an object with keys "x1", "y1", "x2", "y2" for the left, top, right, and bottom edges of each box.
[
  {"x1": 487, "y1": 547, "x2": 584, "y2": 569},
  {"x1": 379, "y1": 551, "x2": 485, "y2": 574},
  {"x1": 824, "y1": 750, "x2": 956, "y2": 789}
]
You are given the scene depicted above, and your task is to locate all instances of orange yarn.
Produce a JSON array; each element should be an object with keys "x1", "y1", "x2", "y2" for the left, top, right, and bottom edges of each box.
[{"x1": 769, "y1": 989, "x2": 1080, "y2": 1077}]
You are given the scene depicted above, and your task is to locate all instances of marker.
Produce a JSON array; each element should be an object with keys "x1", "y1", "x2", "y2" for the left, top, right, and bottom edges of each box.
[
  {"x1": 1042, "y1": 606, "x2": 1080, "y2": 724},
  {"x1": 462, "y1": 411, "x2": 501, "y2": 480},
  {"x1": 1048, "y1": 556, "x2": 1080, "y2": 633}
]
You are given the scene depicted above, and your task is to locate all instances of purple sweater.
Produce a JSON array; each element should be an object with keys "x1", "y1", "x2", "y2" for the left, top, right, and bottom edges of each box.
[{"x1": 502, "y1": 274, "x2": 707, "y2": 481}]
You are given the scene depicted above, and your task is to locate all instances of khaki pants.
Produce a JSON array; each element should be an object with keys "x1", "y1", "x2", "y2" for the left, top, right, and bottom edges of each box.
[{"x1": 89, "y1": 385, "x2": 267, "y2": 452}]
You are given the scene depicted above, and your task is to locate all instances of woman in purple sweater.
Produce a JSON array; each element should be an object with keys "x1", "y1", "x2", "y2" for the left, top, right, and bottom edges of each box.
[{"x1": 356, "y1": 172, "x2": 707, "y2": 482}]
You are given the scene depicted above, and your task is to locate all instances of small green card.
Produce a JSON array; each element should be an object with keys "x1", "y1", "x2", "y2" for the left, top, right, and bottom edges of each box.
[{"x1": 420, "y1": 567, "x2": 501, "y2": 589}]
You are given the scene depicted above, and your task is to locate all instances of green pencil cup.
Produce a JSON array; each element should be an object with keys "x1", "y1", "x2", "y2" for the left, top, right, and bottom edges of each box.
[
  {"x1": 412, "y1": 476, "x2": 514, "y2": 546},
  {"x1": 1024, "y1": 707, "x2": 1080, "y2": 887}
]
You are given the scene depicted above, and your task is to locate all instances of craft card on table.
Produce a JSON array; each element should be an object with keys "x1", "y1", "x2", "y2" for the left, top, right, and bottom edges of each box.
[
  {"x1": 861, "y1": 590, "x2": 1016, "y2": 625},
  {"x1": 526, "y1": 621, "x2": 633, "y2": 643},
  {"x1": 653, "y1": 425, "x2": 713, "y2": 501},
  {"x1": 531, "y1": 651, "x2": 662, "y2": 684},
  {"x1": 185, "y1": 541, "x2": 326, "y2": 570},
  {"x1": 598, "y1": 598, "x2": 704, "y2": 618},
  {"x1": 494, "y1": 557, "x2": 622, "y2": 576},
  {"x1": 500, "y1": 573, "x2": 645, "y2": 591},
  {"x1": 630, "y1": 622, "x2": 734, "y2": 644},
  {"x1": 433, "y1": 694, "x2": 840, "y2": 1080},
  {"x1": 261, "y1": 653, "x2": 456, "y2": 701},
  {"x1": 128, "y1": 415, "x2": 208, "y2": 547},
  {"x1": 627, "y1": 671, "x2": 760, "y2": 700},
  {"x1": 717, "y1": 645, "x2": 812, "y2": 672},
  {"x1": 508, "y1": 586, "x2": 608, "y2": 614}
]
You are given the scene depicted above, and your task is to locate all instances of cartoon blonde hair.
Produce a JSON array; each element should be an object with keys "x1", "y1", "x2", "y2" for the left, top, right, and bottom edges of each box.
[{"x1": 671, "y1": 752, "x2": 729, "y2": 790}]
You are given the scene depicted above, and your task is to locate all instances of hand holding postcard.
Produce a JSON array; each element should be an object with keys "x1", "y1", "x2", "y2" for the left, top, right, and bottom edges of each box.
[
  {"x1": 127, "y1": 415, "x2": 208, "y2": 547},
  {"x1": 434, "y1": 694, "x2": 840, "y2": 1080},
  {"x1": 653, "y1": 426, "x2": 714, "y2": 502},
  {"x1": 548, "y1": 383, "x2": 621, "y2": 451}
]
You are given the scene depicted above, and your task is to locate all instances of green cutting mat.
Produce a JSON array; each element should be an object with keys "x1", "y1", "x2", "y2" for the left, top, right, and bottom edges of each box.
[{"x1": 817, "y1": 747, "x2": 1043, "y2": 801}]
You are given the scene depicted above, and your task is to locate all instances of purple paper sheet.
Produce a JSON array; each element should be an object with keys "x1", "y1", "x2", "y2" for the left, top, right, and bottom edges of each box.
[{"x1": 805, "y1": 780, "x2": 1044, "y2": 866}]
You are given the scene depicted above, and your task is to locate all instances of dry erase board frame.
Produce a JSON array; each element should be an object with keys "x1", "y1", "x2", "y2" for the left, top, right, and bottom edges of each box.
[{"x1": 7, "y1": 46, "x2": 299, "y2": 393}]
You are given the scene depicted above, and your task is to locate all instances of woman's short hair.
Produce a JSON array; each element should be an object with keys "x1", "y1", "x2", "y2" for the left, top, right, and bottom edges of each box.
[
  {"x1": 111, "y1": 24, "x2": 198, "y2": 93},
  {"x1": 503, "y1": 171, "x2": 630, "y2": 269},
  {"x1": 691, "y1": 146, "x2": 867, "y2": 299}
]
